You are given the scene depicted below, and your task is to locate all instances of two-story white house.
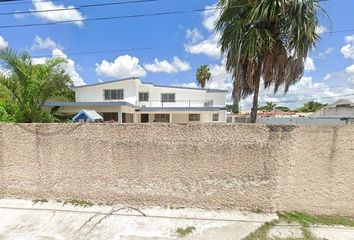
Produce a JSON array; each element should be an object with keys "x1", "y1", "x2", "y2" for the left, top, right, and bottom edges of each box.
[{"x1": 45, "y1": 77, "x2": 228, "y2": 123}]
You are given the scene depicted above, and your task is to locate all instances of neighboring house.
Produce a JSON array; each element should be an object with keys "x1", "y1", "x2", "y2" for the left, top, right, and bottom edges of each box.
[
  {"x1": 311, "y1": 99, "x2": 354, "y2": 119},
  {"x1": 45, "y1": 77, "x2": 228, "y2": 123}
]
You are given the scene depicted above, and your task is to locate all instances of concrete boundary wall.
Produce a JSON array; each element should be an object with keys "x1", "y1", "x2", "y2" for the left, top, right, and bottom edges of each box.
[{"x1": 0, "y1": 123, "x2": 353, "y2": 216}]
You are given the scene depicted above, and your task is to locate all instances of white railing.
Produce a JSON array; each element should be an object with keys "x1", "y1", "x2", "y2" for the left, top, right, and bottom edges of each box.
[{"x1": 137, "y1": 100, "x2": 214, "y2": 108}]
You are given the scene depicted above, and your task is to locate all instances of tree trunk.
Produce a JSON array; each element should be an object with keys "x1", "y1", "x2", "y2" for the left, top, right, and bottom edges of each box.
[{"x1": 250, "y1": 82, "x2": 260, "y2": 123}]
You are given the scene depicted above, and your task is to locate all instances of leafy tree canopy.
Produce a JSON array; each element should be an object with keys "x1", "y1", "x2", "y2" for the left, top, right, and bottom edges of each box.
[
  {"x1": 297, "y1": 101, "x2": 327, "y2": 113},
  {"x1": 196, "y1": 65, "x2": 212, "y2": 89},
  {"x1": 216, "y1": 0, "x2": 321, "y2": 122},
  {"x1": 0, "y1": 49, "x2": 74, "y2": 123}
]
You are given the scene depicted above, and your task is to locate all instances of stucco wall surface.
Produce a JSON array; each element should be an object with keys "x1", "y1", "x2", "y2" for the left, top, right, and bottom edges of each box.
[{"x1": 0, "y1": 124, "x2": 353, "y2": 216}]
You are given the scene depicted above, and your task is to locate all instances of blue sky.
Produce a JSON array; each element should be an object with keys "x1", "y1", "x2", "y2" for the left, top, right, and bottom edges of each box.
[{"x1": 0, "y1": 0, "x2": 354, "y2": 110}]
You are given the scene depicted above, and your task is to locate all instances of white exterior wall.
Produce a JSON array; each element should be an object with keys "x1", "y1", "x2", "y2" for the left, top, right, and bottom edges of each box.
[
  {"x1": 75, "y1": 78, "x2": 139, "y2": 105},
  {"x1": 74, "y1": 79, "x2": 227, "y2": 108},
  {"x1": 312, "y1": 107, "x2": 354, "y2": 117}
]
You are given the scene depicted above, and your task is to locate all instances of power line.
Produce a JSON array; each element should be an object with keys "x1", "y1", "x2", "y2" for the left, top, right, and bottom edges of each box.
[
  {"x1": 32, "y1": 44, "x2": 180, "y2": 58},
  {"x1": 0, "y1": 0, "x2": 65, "y2": 5},
  {"x1": 0, "y1": 4, "x2": 353, "y2": 35},
  {"x1": 0, "y1": 0, "x2": 159, "y2": 16},
  {"x1": 0, "y1": 6, "x2": 222, "y2": 29}
]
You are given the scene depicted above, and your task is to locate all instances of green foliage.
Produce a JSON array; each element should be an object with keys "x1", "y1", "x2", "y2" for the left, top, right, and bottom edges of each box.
[
  {"x1": 244, "y1": 220, "x2": 277, "y2": 240},
  {"x1": 63, "y1": 199, "x2": 94, "y2": 208},
  {"x1": 297, "y1": 101, "x2": 327, "y2": 113},
  {"x1": 196, "y1": 65, "x2": 212, "y2": 88},
  {"x1": 245, "y1": 212, "x2": 354, "y2": 240},
  {"x1": 278, "y1": 211, "x2": 354, "y2": 228},
  {"x1": 216, "y1": 0, "x2": 322, "y2": 122},
  {"x1": 226, "y1": 102, "x2": 240, "y2": 113},
  {"x1": 0, "y1": 48, "x2": 73, "y2": 123},
  {"x1": 275, "y1": 106, "x2": 291, "y2": 112},
  {"x1": 176, "y1": 226, "x2": 196, "y2": 238},
  {"x1": 258, "y1": 102, "x2": 277, "y2": 112}
]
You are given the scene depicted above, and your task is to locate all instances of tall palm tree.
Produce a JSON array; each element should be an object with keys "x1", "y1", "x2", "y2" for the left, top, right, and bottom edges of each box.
[
  {"x1": 0, "y1": 48, "x2": 73, "y2": 123},
  {"x1": 216, "y1": 0, "x2": 321, "y2": 123},
  {"x1": 196, "y1": 65, "x2": 212, "y2": 88}
]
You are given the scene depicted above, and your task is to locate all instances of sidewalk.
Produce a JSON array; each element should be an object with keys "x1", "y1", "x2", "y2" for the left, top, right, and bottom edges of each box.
[{"x1": 0, "y1": 199, "x2": 276, "y2": 240}]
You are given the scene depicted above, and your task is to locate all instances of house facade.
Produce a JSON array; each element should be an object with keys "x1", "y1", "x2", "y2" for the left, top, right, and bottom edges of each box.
[
  {"x1": 45, "y1": 77, "x2": 228, "y2": 123},
  {"x1": 311, "y1": 99, "x2": 354, "y2": 118}
]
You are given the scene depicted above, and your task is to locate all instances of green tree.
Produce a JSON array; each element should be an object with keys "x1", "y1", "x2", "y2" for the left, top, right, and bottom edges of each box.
[
  {"x1": 232, "y1": 101, "x2": 240, "y2": 114},
  {"x1": 196, "y1": 65, "x2": 212, "y2": 88},
  {"x1": 0, "y1": 49, "x2": 73, "y2": 123},
  {"x1": 258, "y1": 102, "x2": 277, "y2": 112},
  {"x1": 216, "y1": 0, "x2": 321, "y2": 122},
  {"x1": 275, "y1": 105, "x2": 291, "y2": 112},
  {"x1": 297, "y1": 101, "x2": 326, "y2": 113}
]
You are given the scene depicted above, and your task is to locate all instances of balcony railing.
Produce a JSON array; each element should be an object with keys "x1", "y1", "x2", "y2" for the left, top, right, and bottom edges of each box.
[{"x1": 137, "y1": 100, "x2": 214, "y2": 108}]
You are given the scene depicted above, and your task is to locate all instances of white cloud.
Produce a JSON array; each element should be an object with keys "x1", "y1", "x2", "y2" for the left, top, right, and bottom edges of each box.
[
  {"x1": 96, "y1": 55, "x2": 147, "y2": 79},
  {"x1": 32, "y1": 49, "x2": 85, "y2": 86},
  {"x1": 0, "y1": 36, "x2": 8, "y2": 50},
  {"x1": 184, "y1": 4, "x2": 222, "y2": 59},
  {"x1": 31, "y1": 35, "x2": 61, "y2": 50},
  {"x1": 341, "y1": 35, "x2": 354, "y2": 59},
  {"x1": 240, "y1": 76, "x2": 354, "y2": 110},
  {"x1": 304, "y1": 57, "x2": 316, "y2": 71},
  {"x1": 185, "y1": 34, "x2": 221, "y2": 59},
  {"x1": 144, "y1": 57, "x2": 191, "y2": 74},
  {"x1": 52, "y1": 49, "x2": 85, "y2": 86},
  {"x1": 175, "y1": 59, "x2": 232, "y2": 101},
  {"x1": 345, "y1": 64, "x2": 354, "y2": 82},
  {"x1": 14, "y1": 11, "x2": 26, "y2": 19},
  {"x1": 203, "y1": 4, "x2": 220, "y2": 31},
  {"x1": 31, "y1": 0, "x2": 84, "y2": 27},
  {"x1": 315, "y1": 25, "x2": 327, "y2": 34},
  {"x1": 30, "y1": 36, "x2": 84, "y2": 86},
  {"x1": 318, "y1": 47, "x2": 334, "y2": 59},
  {"x1": 186, "y1": 28, "x2": 204, "y2": 43}
]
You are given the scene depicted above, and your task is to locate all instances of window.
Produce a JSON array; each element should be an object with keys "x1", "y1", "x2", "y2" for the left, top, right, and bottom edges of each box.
[
  {"x1": 154, "y1": 114, "x2": 170, "y2": 123},
  {"x1": 103, "y1": 112, "x2": 118, "y2": 121},
  {"x1": 104, "y1": 89, "x2": 124, "y2": 100},
  {"x1": 139, "y1": 92, "x2": 149, "y2": 102},
  {"x1": 189, "y1": 114, "x2": 200, "y2": 122},
  {"x1": 161, "y1": 93, "x2": 175, "y2": 102},
  {"x1": 337, "y1": 104, "x2": 350, "y2": 108},
  {"x1": 212, "y1": 113, "x2": 219, "y2": 122}
]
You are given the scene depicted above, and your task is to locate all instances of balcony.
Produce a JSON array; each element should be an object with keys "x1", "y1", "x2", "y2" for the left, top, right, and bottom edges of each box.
[{"x1": 137, "y1": 100, "x2": 214, "y2": 108}]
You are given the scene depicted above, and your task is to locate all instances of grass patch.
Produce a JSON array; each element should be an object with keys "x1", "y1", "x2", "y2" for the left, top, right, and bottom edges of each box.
[
  {"x1": 278, "y1": 211, "x2": 354, "y2": 227},
  {"x1": 253, "y1": 208, "x2": 265, "y2": 214},
  {"x1": 244, "y1": 220, "x2": 277, "y2": 240},
  {"x1": 176, "y1": 226, "x2": 196, "y2": 238},
  {"x1": 32, "y1": 199, "x2": 48, "y2": 204},
  {"x1": 63, "y1": 199, "x2": 93, "y2": 208},
  {"x1": 244, "y1": 211, "x2": 354, "y2": 240},
  {"x1": 169, "y1": 205, "x2": 185, "y2": 210}
]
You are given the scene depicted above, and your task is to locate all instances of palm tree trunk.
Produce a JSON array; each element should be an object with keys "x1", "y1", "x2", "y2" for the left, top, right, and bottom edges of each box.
[{"x1": 250, "y1": 81, "x2": 260, "y2": 123}]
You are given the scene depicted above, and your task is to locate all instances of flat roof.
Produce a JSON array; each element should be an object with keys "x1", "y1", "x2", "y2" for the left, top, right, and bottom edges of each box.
[
  {"x1": 72, "y1": 77, "x2": 228, "y2": 93},
  {"x1": 44, "y1": 101, "x2": 138, "y2": 108}
]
